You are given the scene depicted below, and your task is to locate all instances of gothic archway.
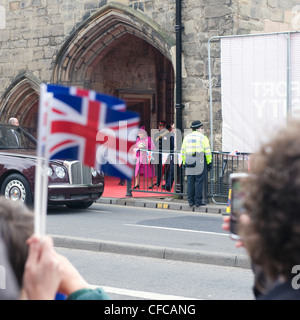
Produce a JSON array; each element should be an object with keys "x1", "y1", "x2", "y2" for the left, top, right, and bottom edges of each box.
[
  {"x1": 52, "y1": 3, "x2": 176, "y2": 129},
  {"x1": 0, "y1": 72, "x2": 41, "y2": 136}
]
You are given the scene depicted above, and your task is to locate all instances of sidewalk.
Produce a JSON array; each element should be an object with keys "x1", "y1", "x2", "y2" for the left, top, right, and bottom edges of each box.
[{"x1": 97, "y1": 176, "x2": 227, "y2": 214}]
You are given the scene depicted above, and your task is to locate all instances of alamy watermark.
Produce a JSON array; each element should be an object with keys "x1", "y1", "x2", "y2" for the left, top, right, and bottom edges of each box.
[
  {"x1": 95, "y1": 127, "x2": 199, "y2": 166},
  {"x1": 291, "y1": 265, "x2": 300, "y2": 290}
]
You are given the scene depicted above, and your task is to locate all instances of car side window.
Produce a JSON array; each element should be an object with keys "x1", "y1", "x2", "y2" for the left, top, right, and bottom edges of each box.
[
  {"x1": 0, "y1": 125, "x2": 37, "y2": 149},
  {"x1": 0, "y1": 127, "x2": 7, "y2": 147}
]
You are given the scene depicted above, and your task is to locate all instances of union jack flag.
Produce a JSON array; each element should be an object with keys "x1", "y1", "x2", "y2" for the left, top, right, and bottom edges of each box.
[{"x1": 39, "y1": 84, "x2": 140, "y2": 179}]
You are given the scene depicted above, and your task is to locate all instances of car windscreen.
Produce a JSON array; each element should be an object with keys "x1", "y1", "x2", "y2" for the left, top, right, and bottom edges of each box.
[{"x1": 0, "y1": 126, "x2": 36, "y2": 149}]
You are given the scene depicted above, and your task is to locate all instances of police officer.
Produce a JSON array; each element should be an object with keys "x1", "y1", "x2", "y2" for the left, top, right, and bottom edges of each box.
[
  {"x1": 181, "y1": 120, "x2": 212, "y2": 207},
  {"x1": 153, "y1": 121, "x2": 174, "y2": 187}
]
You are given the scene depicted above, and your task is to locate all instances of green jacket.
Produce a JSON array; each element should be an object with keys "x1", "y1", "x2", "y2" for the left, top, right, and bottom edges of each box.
[{"x1": 67, "y1": 287, "x2": 110, "y2": 300}]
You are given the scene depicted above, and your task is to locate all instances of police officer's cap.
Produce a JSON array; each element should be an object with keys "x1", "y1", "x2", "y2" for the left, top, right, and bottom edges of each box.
[{"x1": 190, "y1": 120, "x2": 203, "y2": 129}]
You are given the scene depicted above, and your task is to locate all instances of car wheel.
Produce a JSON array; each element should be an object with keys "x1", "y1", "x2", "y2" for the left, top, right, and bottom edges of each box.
[
  {"x1": 66, "y1": 201, "x2": 94, "y2": 209},
  {"x1": 0, "y1": 174, "x2": 32, "y2": 206}
]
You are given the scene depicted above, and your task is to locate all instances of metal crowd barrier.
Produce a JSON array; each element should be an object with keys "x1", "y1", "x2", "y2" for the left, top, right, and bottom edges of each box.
[
  {"x1": 128, "y1": 149, "x2": 186, "y2": 196},
  {"x1": 127, "y1": 150, "x2": 250, "y2": 205},
  {"x1": 207, "y1": 151, "x2": 250, "y2": 204}
]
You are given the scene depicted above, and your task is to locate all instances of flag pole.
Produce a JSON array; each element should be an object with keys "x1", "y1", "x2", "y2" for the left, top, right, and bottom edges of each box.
[
  {"x1": 34, "y1": 157, "x2": 42, "y2": 236},
  {"x1": 34, "y1": 84, "x2": 50, "y2": 236},
  {"x1": 40, "y1": 93, "x2": 51, "y2": 236}
]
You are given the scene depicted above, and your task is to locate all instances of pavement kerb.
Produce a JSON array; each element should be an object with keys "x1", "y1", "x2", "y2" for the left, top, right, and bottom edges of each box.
[
  {"x1": 52, "y1": 234, "x2": 250, "y2": 269},
  {"x1": 96, "y1": 197, "x2": 227, "y2": 215}
]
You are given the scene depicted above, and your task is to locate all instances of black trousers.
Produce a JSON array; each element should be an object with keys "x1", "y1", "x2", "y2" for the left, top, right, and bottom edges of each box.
[{"x1": 186, "y1": 172, "x2": 205, "y2": 206}]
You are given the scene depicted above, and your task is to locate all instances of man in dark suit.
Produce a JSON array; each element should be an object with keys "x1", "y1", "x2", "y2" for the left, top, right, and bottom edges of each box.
[{"x1": 152, "y1": 121, "x2": 174, "y2": 188}]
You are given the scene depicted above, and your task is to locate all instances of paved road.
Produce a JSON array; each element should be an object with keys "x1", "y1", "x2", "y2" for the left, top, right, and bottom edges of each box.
[
  {"x1": 57, "y1": 247, "x2": 254, "y2": 300},
  {"x1": 47, "y1": 202, "x2": 249, "y2": 268}
]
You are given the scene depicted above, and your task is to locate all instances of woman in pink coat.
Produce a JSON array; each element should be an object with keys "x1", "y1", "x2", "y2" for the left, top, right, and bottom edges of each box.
[{"x1": 133, "y1": 127, "x2": 156, "y2": 189}]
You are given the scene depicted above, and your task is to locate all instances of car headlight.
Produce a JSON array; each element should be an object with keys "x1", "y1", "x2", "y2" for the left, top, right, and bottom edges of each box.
[
  {"x1": 55, "y1": 166, "x2": 66, "y2": 179},
  {"x1": 46, "y1": 167, "x2": 54, "y2": 177},
  {"x1": 91, "y1": 167, "x2": 97, "y2": 177}
]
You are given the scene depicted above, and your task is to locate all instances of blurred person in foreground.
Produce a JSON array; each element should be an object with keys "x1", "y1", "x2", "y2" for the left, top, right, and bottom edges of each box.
[
  {"x1": 0, "y1": 197, "x2": 109, "y2": 300},
  {"x1": 223, "y1": 119, "x2": 300, "y2": 300},
  {"x1": 0, "y1": 236, "x2": 19, "y2": 300}
]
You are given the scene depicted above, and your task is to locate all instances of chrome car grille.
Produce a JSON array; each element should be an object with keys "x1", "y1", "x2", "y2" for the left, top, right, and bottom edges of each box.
[{"x1": 63, "y1": 161, "x2": 92, "y2": 185}]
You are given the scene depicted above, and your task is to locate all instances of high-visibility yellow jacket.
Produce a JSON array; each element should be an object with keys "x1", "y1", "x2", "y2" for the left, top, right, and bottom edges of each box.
[{"x1": 181, "y1": 131, "x2": 212, "y2": 165}]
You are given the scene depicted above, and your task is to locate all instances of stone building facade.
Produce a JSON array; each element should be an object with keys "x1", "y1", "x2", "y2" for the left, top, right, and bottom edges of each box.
[{"x1": 0, "y1": 0, "x2": 298, "y2": 145}]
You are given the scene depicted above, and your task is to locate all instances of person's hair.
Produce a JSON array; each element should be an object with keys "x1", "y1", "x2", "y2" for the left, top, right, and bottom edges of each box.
[
  {"x1": 8, "y1": 118, "x2": 17, "y2": 125},
  {"x1": 0, "y1": 197, "x2": 33, "y2": 288},
  {"x1": 240, "y1": 119, "x2": 300, "y2": 281}
]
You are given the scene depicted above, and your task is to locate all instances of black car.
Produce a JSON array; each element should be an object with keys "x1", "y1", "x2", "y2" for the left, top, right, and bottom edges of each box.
[{"x1": 0, "y1": 123, "x2": 104, "y2": 209}]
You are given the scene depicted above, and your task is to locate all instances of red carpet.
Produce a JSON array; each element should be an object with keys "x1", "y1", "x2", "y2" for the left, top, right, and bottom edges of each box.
[{"x1": 102, "y1": 176, "x2": 172, "y2": 198}]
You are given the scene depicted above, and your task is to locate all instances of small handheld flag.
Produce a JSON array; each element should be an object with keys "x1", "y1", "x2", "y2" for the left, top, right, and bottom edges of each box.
[{"x1": 34, "y1": 84, "x2": 140, "y2": 235}]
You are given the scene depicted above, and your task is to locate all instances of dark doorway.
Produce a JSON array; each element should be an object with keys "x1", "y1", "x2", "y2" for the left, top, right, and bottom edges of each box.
[{"x1": 119, "y1": 92, "x2": 154, "y2": 134}]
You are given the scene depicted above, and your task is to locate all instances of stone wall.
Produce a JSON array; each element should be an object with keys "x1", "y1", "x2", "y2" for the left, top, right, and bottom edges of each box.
[
  {"x1": 0, "y1": 0, "x2": 299, "y2": 146},
  {"x1": 92, "y1": 34, "x2": 157, "y2": 95}
]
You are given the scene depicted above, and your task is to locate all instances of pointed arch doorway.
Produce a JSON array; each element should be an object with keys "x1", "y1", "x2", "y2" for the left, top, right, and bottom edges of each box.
[
  {"x1": 0, "y1": 72, "x2": 41, "y2": 136},
  {"x1": 53, "y1": 4, "x2": 175, "y2": 132}
]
